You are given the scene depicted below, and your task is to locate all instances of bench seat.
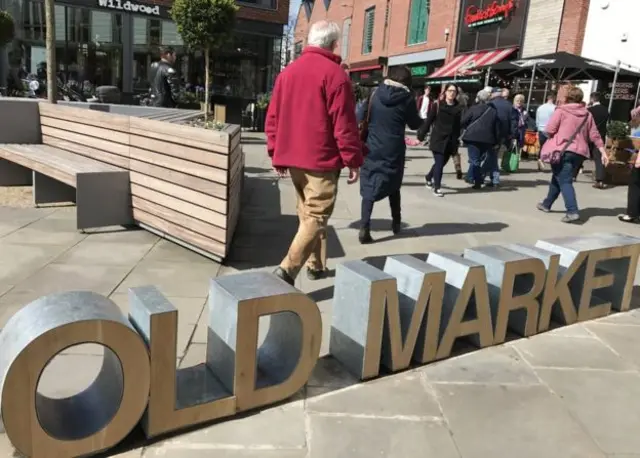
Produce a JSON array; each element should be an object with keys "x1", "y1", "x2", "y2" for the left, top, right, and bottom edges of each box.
[{"x1": 0, "y1": 144, "x2": 133, "y2": 230}]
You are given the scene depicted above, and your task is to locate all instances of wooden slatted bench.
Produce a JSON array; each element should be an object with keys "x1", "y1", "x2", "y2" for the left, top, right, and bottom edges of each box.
[
  {"x1": 0, "y1": 99, "x2": 244, "y2": 261},
  {"x1": 0, "y1": 102, "x2": 133, "y2": 231}
]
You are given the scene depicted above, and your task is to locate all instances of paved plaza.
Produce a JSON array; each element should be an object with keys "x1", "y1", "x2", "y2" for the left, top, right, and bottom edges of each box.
[{"x1": 1, "y1": 135, "x2": 640, "y2": 457}]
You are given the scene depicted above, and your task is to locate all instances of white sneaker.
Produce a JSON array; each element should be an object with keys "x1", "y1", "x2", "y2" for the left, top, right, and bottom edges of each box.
[{"x1": 433, "y1": 189, "x2": 444, "y2": 197}]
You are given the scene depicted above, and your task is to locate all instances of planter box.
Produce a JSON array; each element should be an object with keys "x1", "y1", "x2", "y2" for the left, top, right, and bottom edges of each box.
[{"x1": 604, "y1": 162, "x2": 631, "y2": 186}]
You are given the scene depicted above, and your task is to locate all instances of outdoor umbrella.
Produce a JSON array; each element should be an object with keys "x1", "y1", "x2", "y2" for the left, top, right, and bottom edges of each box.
[
  {"x1": 483, "y1": 51, "x2": 640, "y2": 81},
  {"x1": 479, "y1": 51, "x2": 640, "y2": 110}
]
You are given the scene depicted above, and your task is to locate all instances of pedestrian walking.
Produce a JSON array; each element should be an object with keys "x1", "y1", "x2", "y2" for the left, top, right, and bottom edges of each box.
[
  {"x1": 536, "y1": 92, "x2": 556, "y2": 170},
  {"x1": 265, "y1": 20, "x2": 363, "y2": 285},
  {"x1": 587, "y1": 92, "x2": 610, "y2": 189},
  {"x1": 149, "y1": 46, "x2": 180, "y2": 108},
  {"x1": 356, "y1": 66, "x2": 423, "y2": 244},
  {"x1": 486, "y1": 88, "x2": 518, "y2": 187},
  {"x1": 417, "y1": 83, "x2": 464, "y2": 197},
  {"x1": 537, "y1": 86, "x2": 608, "y2": 223},
  {"x1": 460, "y1": 89, "x2": 501, "y2": 189},
  {"x1": 450, "y1": 87, "x2": 469, "y2": 180},
  {"x1": 618, "y1": 153, "x2": 640, "y2": 223}
]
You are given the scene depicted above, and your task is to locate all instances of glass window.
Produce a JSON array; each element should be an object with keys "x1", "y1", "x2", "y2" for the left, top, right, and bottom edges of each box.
[
  {"x1": 133, "y1": 17, "x2": 147, "y2": 45},
  {"x1": 91, "y1": 11, "x2": 112, "y2": 43},
  {"x1": 149, "y1": 19, "x2": 160, "y2": 46},
  {"x1": 362, "y1": 7, "x2": 375, "y2": 55},
  {"x1": 55, "y1": 5, "x2": 65, "y2": 41},
  {"x1": 407, "y1": 0, "x2": 429, "y2": 45},
  {"x1": 341, "y1": 18, "x2": 350, "y2": 59},
  {"x1": 161, "y1": 21, "x2": 183, "y2": 46}
]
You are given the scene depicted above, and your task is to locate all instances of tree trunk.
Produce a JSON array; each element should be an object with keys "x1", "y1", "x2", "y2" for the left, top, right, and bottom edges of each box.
[
  {"x1": 204, "y1": 47, "x2": 210, "y2": 123},
  {"x1": 44, "y1": 0, "x2": 56, "y2": 103}
]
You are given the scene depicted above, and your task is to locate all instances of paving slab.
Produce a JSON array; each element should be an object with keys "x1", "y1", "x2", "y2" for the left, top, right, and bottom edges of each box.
[
  {"x1": 144, "y1": 449, "x2": 306, "y2": 458},
  {"x1": 306, "y1": 372, "x2": 441, "y2": 418},
  {"x1": 434, "y1": 383, "x2": 605, "y2": 458},
  {"x1": 307, "y1": 415, "x2": 460, "y2": 458},
  {"x1": 583, "y1": 322, "x2": 640, "y2": 369},
  {"x1": 115, "y1": 259, "x2": 222, "y2": 297},
  {"x1": 422, "y1": 345, "x2": 540, "y2": 385},
  {"x1": 536, "y1": 369, "x2": 640, "y2": 455},
  {"x1": 511, "y1": 332, "x2": 634, "y2": 371}
]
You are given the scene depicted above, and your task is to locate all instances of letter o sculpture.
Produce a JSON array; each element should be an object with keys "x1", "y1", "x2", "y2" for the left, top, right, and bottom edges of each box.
[{"x1": 0, "y1": 291, "x2": 151, "y2": 458}]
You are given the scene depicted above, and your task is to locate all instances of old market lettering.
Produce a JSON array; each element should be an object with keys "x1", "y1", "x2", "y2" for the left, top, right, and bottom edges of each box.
[
  {"x1": 0, "y1": 234, "x2": 638, "y2": 457},
  {"x1": 465, "y1": 0, "x2": 516, "y2": 28}
]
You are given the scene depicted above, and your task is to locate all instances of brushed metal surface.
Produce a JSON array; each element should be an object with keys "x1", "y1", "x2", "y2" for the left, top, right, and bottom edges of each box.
[{"x1": 0, "y1": 291, "x2": 150, "y2": 457}]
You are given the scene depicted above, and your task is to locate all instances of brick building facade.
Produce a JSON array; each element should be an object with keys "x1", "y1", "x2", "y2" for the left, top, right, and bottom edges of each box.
[{"x1": 294, "y1": 0, "x2": 591, "y2": 88}]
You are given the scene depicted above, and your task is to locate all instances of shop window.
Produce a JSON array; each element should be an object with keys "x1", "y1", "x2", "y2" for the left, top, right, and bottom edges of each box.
[
  {"x1": 149, "y1": 19, "x2": 161, "y2": 46},
  {"x1": 91, "y1": 11, "x2": 112, "y2": 43},
  {"x1": 133, "y1": 17, "x2": 147, "y2": 45},
  {"x1": 161, "y1": 21, "x2": 183, "y2": 46},
  {"x1": 341, "y1": 18, "x2": 350, "y2": 60},
  {"x1": 407, "y1": 0, "x2": 429, "y2": 45},
  {"x1": 362, "y1": 7, "x2": 375, "y2": 55}
]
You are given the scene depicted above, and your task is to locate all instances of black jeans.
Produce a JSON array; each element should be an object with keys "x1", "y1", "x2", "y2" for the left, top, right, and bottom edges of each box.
[
  {"x1": 426, "y1": 151, "x2": 452, "y2": 190},
  {"x1": 591, "y1": 144, "x2": 606, "y2": 182},
  {"x1": 627, "y1": 167, "x2": 640, "y2": 217},
  {"x1": 361, "y1": 190, "x2": 401, "y2": 229}
]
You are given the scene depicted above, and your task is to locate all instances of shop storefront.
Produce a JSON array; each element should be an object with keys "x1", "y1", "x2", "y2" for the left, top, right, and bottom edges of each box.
[
  {"x1": 427, "y1": 0, "x2": 529, "y2": 84},
  {"x1": 0, "y1": 0, "x2": 282, "y2": 105},
  {"x1": 387, "y1": 48, "x2": 445, "y2": 90},
  {"x1": 349, "y1": 57, "x2": 385, "y2": 87}
]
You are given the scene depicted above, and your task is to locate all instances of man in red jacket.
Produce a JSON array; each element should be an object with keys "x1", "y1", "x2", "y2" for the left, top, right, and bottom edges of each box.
[{"x1": 266, "y1": 20, "x2": 363, "y2": 286}]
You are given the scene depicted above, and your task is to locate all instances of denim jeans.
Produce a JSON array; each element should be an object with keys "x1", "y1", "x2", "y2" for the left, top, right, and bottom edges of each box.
[
  {"x1": 466, "y1": 143, "x2": 491, "y2": 186},
  {"x1": 482, "y1": 146, "x2": 501, "y2": 185},
  {"x1": 542, "y1": 152, "x2": 585, "y2": 214}
]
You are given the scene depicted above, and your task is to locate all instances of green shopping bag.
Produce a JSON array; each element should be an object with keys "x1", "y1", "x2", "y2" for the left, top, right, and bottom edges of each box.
[{"x1": 501, "y1": 142, "x2": 520, "y2": 173}]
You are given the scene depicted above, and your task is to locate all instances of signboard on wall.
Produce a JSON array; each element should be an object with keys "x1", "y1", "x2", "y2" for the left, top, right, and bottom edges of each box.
[
  {"x1": 465, "y1": 0, "x2": 516, "y2": 28},
  {"x1": 456, "y1": 0, "x2": 529, "y2": 54}
]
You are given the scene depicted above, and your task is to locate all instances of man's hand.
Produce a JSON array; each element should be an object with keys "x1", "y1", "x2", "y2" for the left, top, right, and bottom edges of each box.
[
  {"x1": 599, "y1": 148, "x2": 610, "y2": 167},
  {"x1": 347, "y1": 167, "x2": 360, "y2": 184},
  {"x1": 274, "y1": 167, "x2": 288, "y2": 178}
]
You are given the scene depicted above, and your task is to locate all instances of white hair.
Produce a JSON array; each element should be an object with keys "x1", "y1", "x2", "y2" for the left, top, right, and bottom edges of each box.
[
  {"x1": 307, "y1": 20, "x2": 341, "y2": 49},
  {"x1": 476, "y1": 90, "x2": 490, "y2": 103}
]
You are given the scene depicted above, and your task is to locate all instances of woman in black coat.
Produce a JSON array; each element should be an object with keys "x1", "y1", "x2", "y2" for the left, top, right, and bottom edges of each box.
[
  {"x1": 357, "y1": 66, "x2": 423, "y2": 244},
  {"x1": 417, "y1": 84, "x2": 464, "y2": 197}
]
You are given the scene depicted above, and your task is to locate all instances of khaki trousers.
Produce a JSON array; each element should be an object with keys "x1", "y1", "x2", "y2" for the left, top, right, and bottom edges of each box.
[{"x1": 280, "y1": 168, "x2": 340, "y2": 279}]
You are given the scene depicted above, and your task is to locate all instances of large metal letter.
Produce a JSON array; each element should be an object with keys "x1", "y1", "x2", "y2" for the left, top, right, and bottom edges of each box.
[
  {"x1": 0, "y1": 291, "x2": 150, "y2": 458},
  {"x1": 464, "y1": 245, "x2": 546, "y2": 344},
  {"x1": 426, "y1": 253, "x2": 494, "y2": 360},
  {"x1": 330, "y1": 258, "x2": 445, "y2": 380},
  {"x1": 207, "y1": 272, "x2": 322, "y2": 412},
  {"x1": 128, "y1": 286, "x2": 236, "y2": 438},
  {"x1": 536, "y1": 234, "x2": 640, "y2": 322},
  {"x1": 508, "y1": 243, "x2": 573, "y2": 332},
  {"x1": 382, "y1": 255, "x2": 445, "y2": 365},
  {"x1": 330, "y1": 260, "x2": 396, "y2": 380}
]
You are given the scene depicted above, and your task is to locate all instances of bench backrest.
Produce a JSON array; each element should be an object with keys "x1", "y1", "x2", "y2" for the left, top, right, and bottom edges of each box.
[
  {"x1": 39, "y1": 103, "x2": 130, "y2": 169},
  {"x1": 36, "y1": 102, "x2": 242, "y2": 260}
]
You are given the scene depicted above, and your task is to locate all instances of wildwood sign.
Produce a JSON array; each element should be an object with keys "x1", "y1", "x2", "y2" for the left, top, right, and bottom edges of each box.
[{"x1": 0, "y1": 233, "x2": 639, "y2": 457}]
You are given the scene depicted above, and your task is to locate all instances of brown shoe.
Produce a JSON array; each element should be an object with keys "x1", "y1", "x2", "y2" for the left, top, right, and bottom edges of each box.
[{"x1": 273, "y1": 267, "x2": 294, "y2": 286}]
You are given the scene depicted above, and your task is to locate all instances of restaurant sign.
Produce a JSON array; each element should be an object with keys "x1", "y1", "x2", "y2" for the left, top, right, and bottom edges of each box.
[{"x1": 465, "y1": 0, "x2": 516, "y2": 28}]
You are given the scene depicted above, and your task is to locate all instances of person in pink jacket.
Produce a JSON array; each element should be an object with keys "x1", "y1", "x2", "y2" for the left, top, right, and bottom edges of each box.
[{"x1": 537, "y1": 87, "x2": 608, "y2": 223}]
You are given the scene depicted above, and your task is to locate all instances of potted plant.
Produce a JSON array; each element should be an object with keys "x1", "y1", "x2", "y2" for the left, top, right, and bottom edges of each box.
[
  {"x1": 254, "y1": 92, "x2": 270, "y2": 132},
  {"x1": 604, "y1": 120, "x2": 633, "y2": 185},
  {"x1": 0, "y1": 10, "x2": 14, "y2": 49}
]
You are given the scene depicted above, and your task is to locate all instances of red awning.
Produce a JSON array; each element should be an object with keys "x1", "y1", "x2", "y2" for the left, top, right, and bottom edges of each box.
[
  {"x1": 429, "y1": 47, "x2": 518, "y2": 78},
  {"x1": 350, "y1": 65, "x2": 382, "y2": 73}
]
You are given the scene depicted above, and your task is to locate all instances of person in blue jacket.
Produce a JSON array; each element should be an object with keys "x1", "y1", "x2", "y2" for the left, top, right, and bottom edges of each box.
[
  {"x1": 356, "y1": 66, "x2": 423, "y2": 244},
  {"x1": 485, "y1": 87, "x2": 518, "y2": 186},
  {"x1": 461, "y1": 89, "x2": 501, "y2": 189}
]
